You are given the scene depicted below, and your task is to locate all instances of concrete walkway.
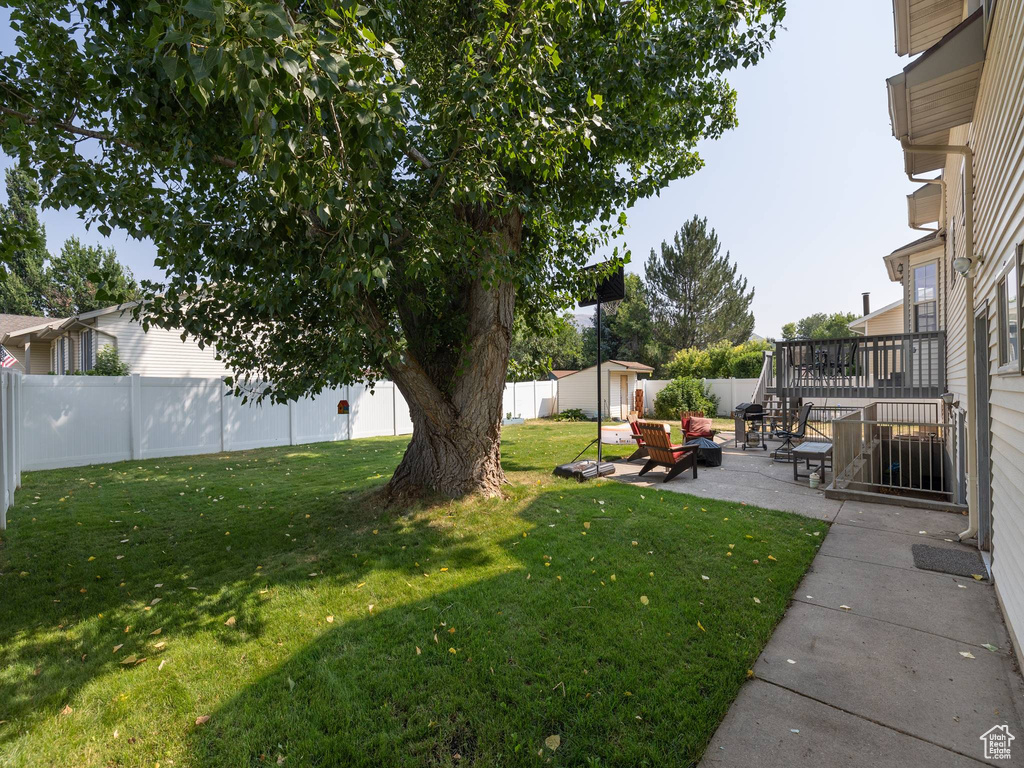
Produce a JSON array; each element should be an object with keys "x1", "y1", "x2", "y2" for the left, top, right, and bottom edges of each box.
[
  {"x1": 699, "y1": 500, "x2": 1024, "y2": 767},
  {"x1": 610, "y1": 446, "x2": 1024, "y2": 766}
]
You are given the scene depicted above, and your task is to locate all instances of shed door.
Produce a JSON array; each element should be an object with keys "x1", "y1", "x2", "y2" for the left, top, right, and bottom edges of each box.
[{"x1": 619, "y1": 374, "x2": 628, "y2": 417}]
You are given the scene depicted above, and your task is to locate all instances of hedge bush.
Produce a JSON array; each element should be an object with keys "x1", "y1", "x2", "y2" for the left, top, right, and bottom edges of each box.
[{"x1": 653, "y1": 377, "x2": 720, "y2": 419}]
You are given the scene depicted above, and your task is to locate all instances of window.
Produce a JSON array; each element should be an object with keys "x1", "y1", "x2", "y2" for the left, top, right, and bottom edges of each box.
[
  {"x1": 913, "y1": 261, "x2": 939, "y2": 332},
  {"x1": 997, "y1": 244, "x2": 1021, "y2": 372},
  {"x1": 81, "y1": 330, "x2": 94, "y2": 372},
  {"x1": 56, "y1": 337, "x2": 67, "y2": 374}
]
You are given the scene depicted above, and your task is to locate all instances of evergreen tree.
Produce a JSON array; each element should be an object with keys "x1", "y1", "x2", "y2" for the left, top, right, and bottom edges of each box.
[
  {"x1": 0, "y1": 168, "x2": 48, "y2": 315},
  {"x1": 646, "y1": 216, "x2": 755, "y2": 350}
]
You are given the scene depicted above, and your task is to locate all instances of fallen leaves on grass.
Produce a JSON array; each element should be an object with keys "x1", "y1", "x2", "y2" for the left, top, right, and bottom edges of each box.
[
  {"x1": 224, "y1": 616, "x2": 236, "y2": 627},
  {"x1": 195, "y1": 715, "x2": 211, "y2": 726},
  {"x1": 544, "y1": 734, "x2": 561, "y2": 752}
]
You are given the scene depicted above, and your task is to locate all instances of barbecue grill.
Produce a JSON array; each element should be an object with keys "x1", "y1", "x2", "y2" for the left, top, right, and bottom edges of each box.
[{"x1": 733, "y1": 402, "x2": 767, "y2": 450}]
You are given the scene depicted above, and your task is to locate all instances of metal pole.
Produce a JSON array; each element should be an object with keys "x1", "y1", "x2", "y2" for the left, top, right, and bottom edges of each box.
[{"x1": 596, "y1": 299, "x2": 602, "y2": 464}]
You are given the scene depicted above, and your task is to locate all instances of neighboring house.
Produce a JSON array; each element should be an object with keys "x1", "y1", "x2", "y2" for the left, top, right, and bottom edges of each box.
[
  {"x1": 556, "y1": 360, "x2": 653, "y2": 419},
  {"x1": 0, "y1": 314, "x2": 65, "y2": 372},
  {"x1": 1, "y1": 303, "x2": 231, "y2": 377},
  {"x1": 884, "y1": 1, "x2": 1024, "y2": 654},
  {"x1": 847, "y1": 299, "x2": 905, "y2": 336}
]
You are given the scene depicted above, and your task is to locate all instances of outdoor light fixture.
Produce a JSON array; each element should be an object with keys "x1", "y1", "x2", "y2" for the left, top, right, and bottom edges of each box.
[
  {"x1": 952, "y1": 255, "x2": 973, "y2": 275},
  {"x1": 940, "y1": 392, "x2": 959, "y2": 408}
]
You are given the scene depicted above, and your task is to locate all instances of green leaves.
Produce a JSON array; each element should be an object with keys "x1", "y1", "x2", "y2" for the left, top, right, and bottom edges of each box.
[
  {"x1": 0, "y1": 0, "x2": 785, "y2": 406},
  {"x1": 183, "y1": 0, "x2": 217, "y2": 22}
]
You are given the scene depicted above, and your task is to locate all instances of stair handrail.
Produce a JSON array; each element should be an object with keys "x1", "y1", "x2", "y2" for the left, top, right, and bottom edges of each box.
[{"x1": 751, "y1": 350, "x2": 773, "y2": 405}]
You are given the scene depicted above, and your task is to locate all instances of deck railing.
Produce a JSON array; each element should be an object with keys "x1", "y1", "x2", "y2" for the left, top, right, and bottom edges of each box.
[
  {"x1": 772, "y1": 331, "x2": 945, "y2": 400},
  {"x1": 831, "y1": 401, "x2": 954, "y2": 502}
]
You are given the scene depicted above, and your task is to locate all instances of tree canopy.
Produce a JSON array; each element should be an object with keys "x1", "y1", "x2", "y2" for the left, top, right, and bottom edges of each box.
[
  {"x1": 781, "y1": 312, "x2": 858, "y2": 340},
  {"x1": 0, "y1": 0, "x2": 785, "y2": 496},
  {"x1": 45, "y1": 237, "x2": 140, "y2": 316},
  {"x1": 508, "y1": 311, "x2": 584, "y2": 381},
  {"x1": 646, "y1": 215, "x2": 755, "y2": 351},
  {"x1": 0, "y1": 168, "x2": 49, "y2": 315}
]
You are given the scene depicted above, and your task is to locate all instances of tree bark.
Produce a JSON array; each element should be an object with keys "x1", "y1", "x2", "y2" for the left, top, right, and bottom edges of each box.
[{"x1": 381, "y1": 213, "x2": 520, "y2": 501}]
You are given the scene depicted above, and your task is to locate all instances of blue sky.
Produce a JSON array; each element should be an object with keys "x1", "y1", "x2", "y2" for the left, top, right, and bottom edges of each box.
[{"x1": 0, "y1": 1, "x2": 914, "y2": 337}]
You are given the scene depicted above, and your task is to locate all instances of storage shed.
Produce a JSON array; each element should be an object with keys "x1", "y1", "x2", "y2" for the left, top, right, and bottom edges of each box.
[{"x1": 555, "y1": 360, "x2": 653, "y2": 419}]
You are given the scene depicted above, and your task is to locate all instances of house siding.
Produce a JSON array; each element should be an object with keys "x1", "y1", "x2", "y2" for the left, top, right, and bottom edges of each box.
[
  {"x1": 859, "y1": 303, "x2": 907, "y2": 336},
  {"x1": 93, "y1": 312, "x2": 231, "y2": 378},
  {"x1": 938, "y1": 0, "x2": 1024, "y2": 654}
]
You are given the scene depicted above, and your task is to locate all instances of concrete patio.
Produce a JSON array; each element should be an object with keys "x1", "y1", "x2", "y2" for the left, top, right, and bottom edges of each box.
[
  {"x1": 610, "y1": 436, "x2": 1024, "y2": 766},
  {"x1": 611, "y1": 437, "x2": 842, "y2": 521}
]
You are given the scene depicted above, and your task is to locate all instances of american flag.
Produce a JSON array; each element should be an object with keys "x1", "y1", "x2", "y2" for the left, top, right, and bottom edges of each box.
[{"x1": 0, "y1": 345, "x2": 18, "y2": 368}]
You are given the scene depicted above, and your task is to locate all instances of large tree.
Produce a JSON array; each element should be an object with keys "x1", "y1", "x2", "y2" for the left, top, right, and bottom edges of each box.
[
  {"x1": 781, "y1": 311, "x2": 858, "y2": 340},
  {"x1": 0, "y1": 1, "x2": 785, "y2": 498},
  {"x1": 647, "y1": 215, "x2": 755, "y2": 351},
  {"x1": 44, "y1": 236, "x2": 140, "y2": 316},
  {"x1": 0, "y1": 167, "x2": 48, "y2": 315}
]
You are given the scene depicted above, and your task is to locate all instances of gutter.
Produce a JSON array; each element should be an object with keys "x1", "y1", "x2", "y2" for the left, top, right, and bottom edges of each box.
[{"x1": 901, "y1": 137, "x2": 980, "y2": 542}]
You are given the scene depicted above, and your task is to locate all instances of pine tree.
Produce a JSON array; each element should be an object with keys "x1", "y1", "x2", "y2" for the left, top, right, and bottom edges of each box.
[
  {"x1": 646, "y1": 216, "x2": 755, "y2": 350},
  {"x1": 0, "y1": 168, "x2": 49, "y2": 315}
]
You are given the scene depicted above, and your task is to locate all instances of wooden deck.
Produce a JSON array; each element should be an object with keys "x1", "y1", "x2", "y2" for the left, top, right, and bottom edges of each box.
[{"x1": 765, "y1": 332, "x2": 946, "y2": 401}]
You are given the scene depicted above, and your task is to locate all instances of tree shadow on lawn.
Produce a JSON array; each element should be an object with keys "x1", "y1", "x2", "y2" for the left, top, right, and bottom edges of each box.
[
  {"x1": 0, "y1": 439, "x2": 490, "y2": 747},
  {"x1": 181, "y1": 487, "x2": 825, "y2": 768}
]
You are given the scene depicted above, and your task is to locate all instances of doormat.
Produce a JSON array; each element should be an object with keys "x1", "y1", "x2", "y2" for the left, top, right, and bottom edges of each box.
[{"x1": 911, "y1": 543, "x2": 987, "y2": 580}]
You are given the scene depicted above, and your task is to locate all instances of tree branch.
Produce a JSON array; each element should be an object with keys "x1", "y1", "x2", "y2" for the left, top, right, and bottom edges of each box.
[{"x1": 0, "y1": 105, "x2": 238, "y2": 169}]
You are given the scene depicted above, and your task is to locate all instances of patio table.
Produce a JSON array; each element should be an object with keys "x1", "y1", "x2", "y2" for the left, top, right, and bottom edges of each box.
[{"x1": 791, "y1": 441, "x2": 833, "y2": 483}]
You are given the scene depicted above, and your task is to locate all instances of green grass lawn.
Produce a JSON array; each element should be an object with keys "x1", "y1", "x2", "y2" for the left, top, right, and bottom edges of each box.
[{"x1": 0, "y1": 421, "x2": 826, "y2": 768}]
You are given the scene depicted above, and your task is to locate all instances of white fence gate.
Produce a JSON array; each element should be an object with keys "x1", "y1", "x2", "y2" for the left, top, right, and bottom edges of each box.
[{"x1": 0, "y1": 372, "x2": 557, "y2": 526}]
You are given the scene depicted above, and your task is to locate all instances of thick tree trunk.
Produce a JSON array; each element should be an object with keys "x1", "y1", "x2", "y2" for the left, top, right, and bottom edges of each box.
[{"x1": 382, "y1": 213, "x2": 520, "y2": 501}]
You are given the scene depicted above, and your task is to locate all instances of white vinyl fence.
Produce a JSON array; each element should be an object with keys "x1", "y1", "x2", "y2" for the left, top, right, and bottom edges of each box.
[
  {"x1": 641, "y1": 378, "x2": 760, "y2": 417},
  {"x1": 0, "y1": 371, "x2": 557, "y2": 525}
]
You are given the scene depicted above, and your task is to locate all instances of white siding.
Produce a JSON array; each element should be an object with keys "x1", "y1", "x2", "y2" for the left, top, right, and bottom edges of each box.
[
  {"x1": 94, "y1": 312, "x2": 231, "y2": 377},
  {"x1": 937, "y1": 1, "x2": 1024, "y2": 654},
  {"x1": 556, "y1": 364, "x2": 636, "y2": 418}
]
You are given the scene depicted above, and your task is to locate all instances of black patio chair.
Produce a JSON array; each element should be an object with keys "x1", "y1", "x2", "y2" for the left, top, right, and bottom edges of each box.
[{"x1": 772, "y1": 402, "x2": 813, "y2": 463}]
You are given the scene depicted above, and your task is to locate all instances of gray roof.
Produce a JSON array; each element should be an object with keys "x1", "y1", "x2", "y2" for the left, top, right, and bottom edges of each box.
[{"x1": 0, "y1": 313, "x2": 63, "y2": 340}]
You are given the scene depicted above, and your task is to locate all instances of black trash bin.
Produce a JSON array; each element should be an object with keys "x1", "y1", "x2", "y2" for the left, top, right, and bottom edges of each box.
[{"x1": 685, "y1": 437, "x2": 722, "y2": 467}]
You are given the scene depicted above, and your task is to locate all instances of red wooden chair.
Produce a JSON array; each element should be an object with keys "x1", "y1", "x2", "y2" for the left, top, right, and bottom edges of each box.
[
  {"x1": 635, "y1": 421, "x2": 698, "y2": 483},
  {"x1": 680, "y1": 411, "x2": 717, "y2": 440},
  {"x1": 626, "y1": 412, "x2": 648, "y2": 461}
]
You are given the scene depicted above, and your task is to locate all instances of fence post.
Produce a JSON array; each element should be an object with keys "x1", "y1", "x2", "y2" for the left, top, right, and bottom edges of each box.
[
  {"x1": 288, "y1": 399, "x2": 297, "y2": 446},
  {"x1": 1, "y1": 373, "x2": 8, "y2": 529},
  {"x1": 219, "y1": 384, "x2": 228, "y2": 453},
  {"x1": 13, "y1": 372, "x2": 21, "y2": 488},
  {"x1": 129, "y1": 373, "x2": 143, "y2": 460}
]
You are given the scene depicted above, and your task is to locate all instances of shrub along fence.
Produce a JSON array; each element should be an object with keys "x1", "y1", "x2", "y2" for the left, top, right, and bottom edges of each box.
[
  {"x1": 0, "y1": 371, "x2": 556, "y2": 526},
  {"x1": 641, "y1": 378, "x2": 759, "y2": 417}
]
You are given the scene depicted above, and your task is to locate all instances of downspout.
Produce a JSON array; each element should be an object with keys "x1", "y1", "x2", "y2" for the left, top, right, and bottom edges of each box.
[{"x1": 901, "y1": 137, "x2": 980, "y2": 541}]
